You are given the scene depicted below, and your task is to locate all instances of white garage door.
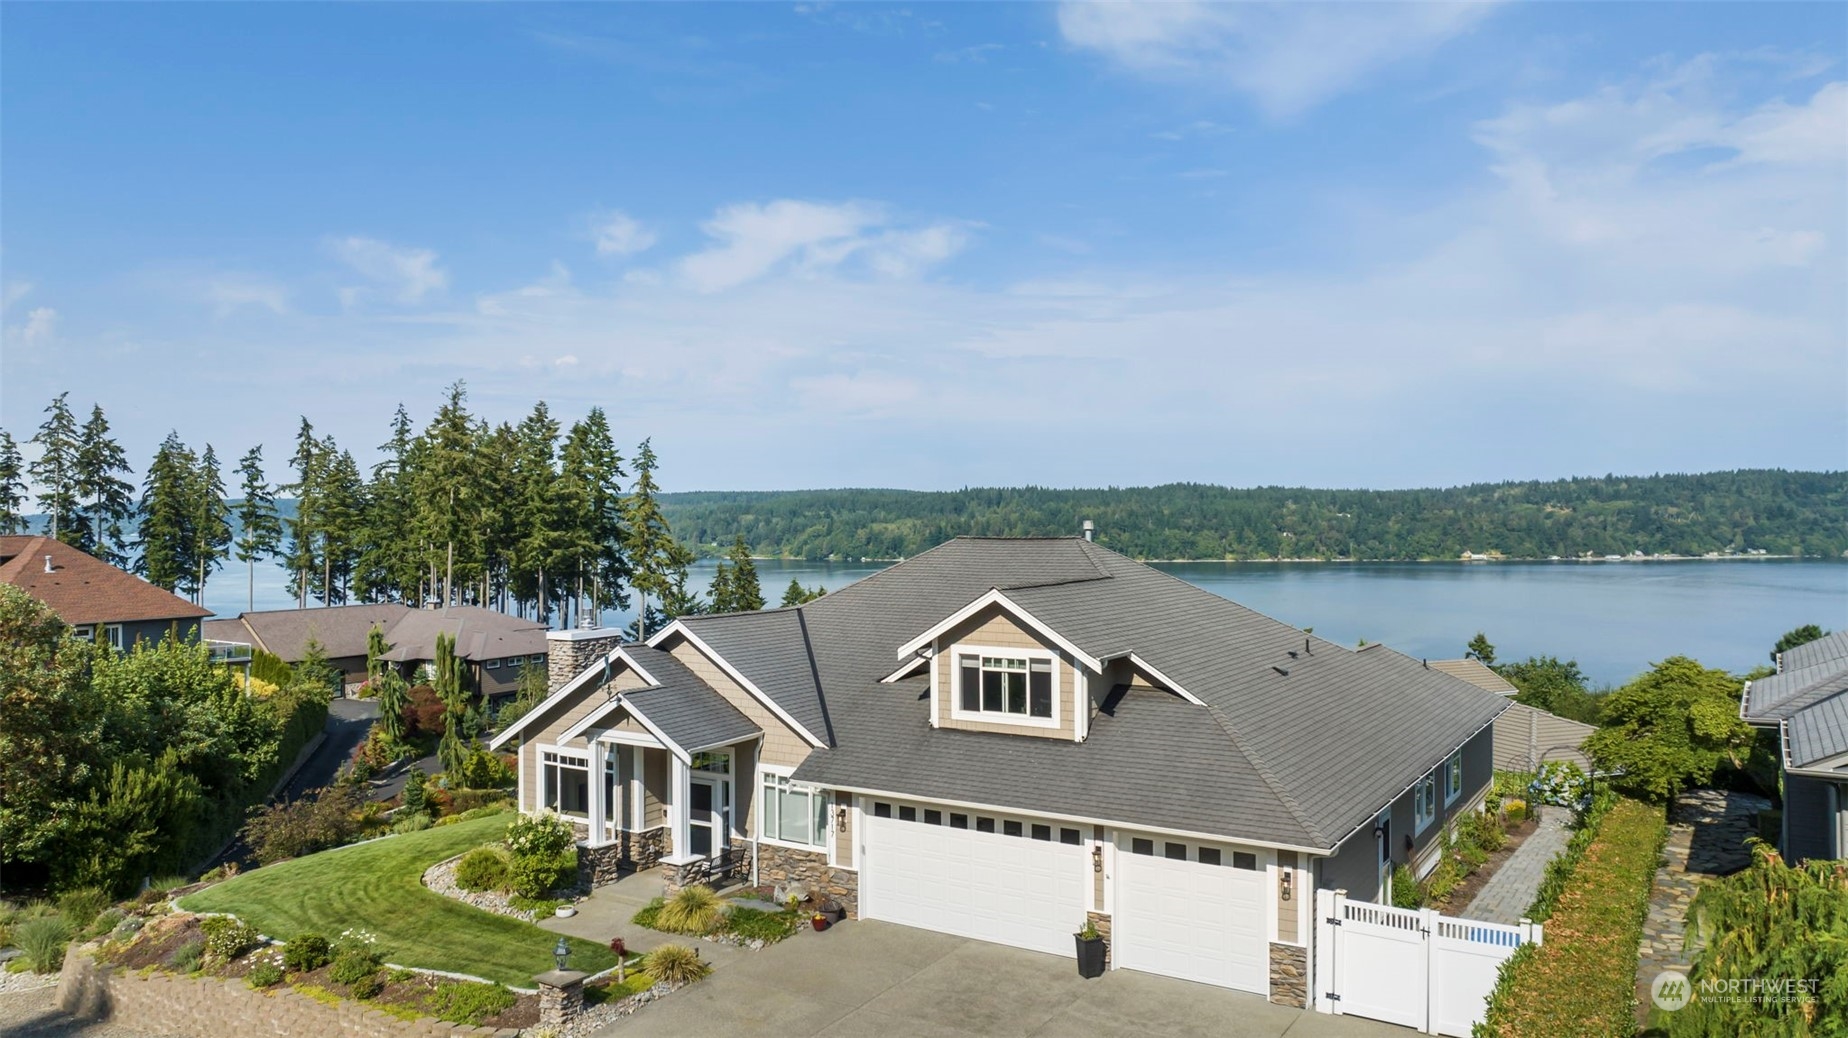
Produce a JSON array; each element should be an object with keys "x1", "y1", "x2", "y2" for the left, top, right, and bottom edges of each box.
[
  {"x1": 861, "y1": 809, "x2": 1089, "y2": 956},
  {"x1": 1114, "y1": 835, "x2": 1269, "y2": 993}
]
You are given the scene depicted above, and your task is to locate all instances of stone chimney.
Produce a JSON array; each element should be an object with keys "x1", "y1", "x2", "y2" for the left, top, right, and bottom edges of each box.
[{"x1": 546, "y1": 627, "x2": 626, "y2": 692}]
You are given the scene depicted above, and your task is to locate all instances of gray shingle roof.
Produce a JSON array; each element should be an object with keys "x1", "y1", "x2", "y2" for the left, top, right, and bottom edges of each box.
[
  {"x1": 776, "y1": 537, "x2": 1508, "y2": 851},
  {"x1": 674, "y1": 607, "x2": 830, "y2": 744},
  {"x1": 1788, "y1": 695, "x2": 1848, "y2": 769},
  {"x1": 1743, "y1": 659, "x2": 1848, "y2": 722},
  {"x1": 621, "y1": 645, "x2": 762, "y2": 753},
  {"x1": 378, "y1": 605, "x2": 548, "y2": 664},
  {"x1": 1779, "y1": 631, "x2": 1848, "y2": 675}
]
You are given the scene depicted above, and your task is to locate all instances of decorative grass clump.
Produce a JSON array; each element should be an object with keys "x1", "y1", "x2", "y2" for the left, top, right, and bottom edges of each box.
[
  {"x1": 14, "y1": 916, "x2": 73, "y2": 974},
  {"x1": 655, "y1": 885, "x2": 725, "y2": 935},
  {"x1": 641, "y1": 944, "x2": 711, "y2": 987},
  {"x1": 56, "y1": 888, "x2": 112, "y2": 931}
]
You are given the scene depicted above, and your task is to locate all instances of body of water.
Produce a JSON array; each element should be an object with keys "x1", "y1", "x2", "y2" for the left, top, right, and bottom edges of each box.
[{"x1": 207, "y1": 557, "x2": 1847, "y2": 688}]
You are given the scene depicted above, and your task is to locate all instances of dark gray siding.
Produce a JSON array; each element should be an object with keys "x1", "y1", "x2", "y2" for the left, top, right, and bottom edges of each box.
[
  {"x1": 1316, "y1": 826, "x2": 1384, "y2": 902},
  {"x1": 1783, "y1": 774, "x2": 1841, "y2": 864}
]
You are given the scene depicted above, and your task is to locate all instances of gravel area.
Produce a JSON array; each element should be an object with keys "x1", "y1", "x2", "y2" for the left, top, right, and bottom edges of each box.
[
  {"x1": 0, "y1": 967, "x2": 61, "y2": 995},
  {"x1": 0, "y1": 987, "x2": 157, "y2": 1037}
]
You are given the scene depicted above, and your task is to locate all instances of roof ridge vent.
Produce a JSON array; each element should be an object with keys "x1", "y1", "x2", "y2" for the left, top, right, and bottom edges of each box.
[{"x1": 44, "y1": 554, "x2": 54, "y2": 574}]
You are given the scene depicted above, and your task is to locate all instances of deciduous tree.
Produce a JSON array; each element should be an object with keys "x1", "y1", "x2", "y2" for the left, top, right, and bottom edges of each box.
[
  {"x1": 1771, "y1": 624, "x2": 1830, "y2": 663},
  {"x1": 1585, "y1": 656, "x2": 1756, "y2": 801}
]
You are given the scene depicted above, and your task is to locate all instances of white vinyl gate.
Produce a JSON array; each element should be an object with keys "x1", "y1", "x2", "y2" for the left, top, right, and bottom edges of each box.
[{"x1": 1314, "y1": 890, "x2": 1540, "y2": 1036}]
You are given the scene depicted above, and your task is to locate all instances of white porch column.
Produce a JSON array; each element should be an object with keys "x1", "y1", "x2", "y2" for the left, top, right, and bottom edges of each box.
[
  {"x1": 587, "y1": 742, "x2": 606, "y2": 845},
  {"x1": 669, "y1": 753, "x2": 692, "y2": 854}
]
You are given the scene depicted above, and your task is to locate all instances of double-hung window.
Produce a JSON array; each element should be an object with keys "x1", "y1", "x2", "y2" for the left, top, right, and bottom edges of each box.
[
  {"x1": 955, "y1": 653, "x2": 1054, "y2": 721},
  {"x1": 105, "y1": 624, "x2": 124, "y2": 650},
  {"x1": 1444, "y1": 751, "x2": 1463, "y2": 805},
  {"x1": 1413, "y1": 772, "x2": 1438, "y2": 834},
  {"x1": 760, "y1": 772, "x2": 828, "y2": 848},
  {"x1": 541, "y1": 749, "x2": 590, "y2": 818}
]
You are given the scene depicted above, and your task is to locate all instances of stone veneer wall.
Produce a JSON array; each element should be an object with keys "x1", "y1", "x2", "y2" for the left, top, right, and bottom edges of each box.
[
  {"x1": 1085, "y1": 911, "x2": 1113, "y2": 969},
  {"x1": 579, "y1": 827, "x2": 669, "y2": 888},
  {"x1": 56, "y1": 946, "x2": 517, "y2": 1038},
  {"x1": 1268, "y1": 942, "x2": 1308, "y2": 1008},
  {"x1": 545, "y1": 628, "x2": 625, "y2": 692},
  {"x1": 756, "y1": 843, "x2": 859, "y2": 917}
]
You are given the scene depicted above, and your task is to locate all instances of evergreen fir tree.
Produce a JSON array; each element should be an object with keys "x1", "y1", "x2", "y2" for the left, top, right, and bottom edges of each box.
[
  {"x1": 233, "y1": 445, "x2": 282, "y2": 613},
  {"x1": 316, "y1": 444, "x2": 364, "y2": 604},
  {"x1": 73, "y1": 404, "x2": 136, "y2": 566},
  {"x1": 620, "y1": 438, "x2": 680, "y2": 640},
  {"x1": 356, "y1": 405, "x2": 420, "y2": 603},
  {"x1": 558, "y1": 409, "x2": 630, "y2": 626},
  {"x1": 1465, "y1": 632, "x2": 1496, "y2": 667},
  {"x1": 433, "y1": 632, "x2": 470, "y2": 776},
  {"x1": 136, "y1": 432, "x2": 199, "y2": 593},
  {"x1": 413, "y1": 382, "x2": 478, "y2": 608},
  {"x1": 780, "y1": 577, "x2": 826, "y2": 607},
  {"x1": 27, "y1": 393, "x2": 81, "y2": 543},
  {"x1": 190, "y1": 444, "x2": 232, "y2": 604},
  {"x1": 715, "y1": 535, "x2": 764, "y2": 612},
  {"x1": 280, "y1": 418, "x2": 326, "y2": 608},
  {"x1": 0, "y1": 431, "x2": 27, "y2": 535}
]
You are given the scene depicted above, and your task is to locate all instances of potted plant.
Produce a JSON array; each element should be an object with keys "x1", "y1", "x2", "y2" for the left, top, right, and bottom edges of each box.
[
  {"x1": 818, "y1": 899, "x2": 845, "y2": 924},
  {"x1": 810, "y1": 912, "x2": 830, "y2": 932},
  {"x1": 1075, "y1": 919, "x2": 1106, "y2": 979}
]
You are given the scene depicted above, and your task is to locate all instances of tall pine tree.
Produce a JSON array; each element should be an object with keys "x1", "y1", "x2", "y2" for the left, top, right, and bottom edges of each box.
[
  {"x1": 356, "y1": 405, "x2": 420, "y2": 603},
  {"x1": 189, "y1": 445, "x2": 232, "y2": 605},
  {"x1": 137, "y1": 432, "x2": 199, "y2": 593},
  {"x1": 73, "y1": 405, "x2": 136, "y2": 565},
  {"x1": 512, "y1": 402, "x2": 565, "y2": 625},
  {"x1": 413, "y1": 382, "x2": 478, "y2": 608},
  {"x1": 709, "y1": 535, "x2": 764, "y2": 613},
  {"x1": 28, "y1": 393, "x2": 81, "y2": 543},
  {"x1": 620, "y1": 439, "x2": 680, "y2": 640},
  {"x1": 558, "y1": 408, "x2": 629, "y2": 627},
  {"x1": 0, "y1": 431, "x2": 27, "y2": 535},
  {"x1": 234, "y1": 445, "x2": 281, "y2": 613}
]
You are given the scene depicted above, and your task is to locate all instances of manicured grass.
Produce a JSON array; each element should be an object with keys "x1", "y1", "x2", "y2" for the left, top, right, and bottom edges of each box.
[
  {"x1": 1479, "y1": 797, "x2": 1667, "y2": 1038},
  {"x1": 179, "y1": 815, "x2": 615, "y2": 987}
]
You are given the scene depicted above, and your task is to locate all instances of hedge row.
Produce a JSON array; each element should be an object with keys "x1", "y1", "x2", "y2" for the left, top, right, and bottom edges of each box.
[
  {"x1": 1476, "y1": 797, "x2": 1667, "y2": 1038},
  {"x1": 1526, "y1": 788, "x2": 1618, "y2": 922}
]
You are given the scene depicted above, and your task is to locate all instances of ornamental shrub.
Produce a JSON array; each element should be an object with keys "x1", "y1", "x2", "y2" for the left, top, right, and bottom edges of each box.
[
  {"x1": 247, "y1": 959, "x2": 284, "y2": 988},
  {"x1": 426, "y1": 980, "x2": 517, "y2": 1025},
  {"x1": 656, "y1": 885, "x2": 725, "y2": 935},
  {"x1": 454, "y1": 846, "x2": 511, "y2": 892},
  {"x1": 243, "y1": 782, "x2": 367, "y2": 864},
  {"x1": 330, "y1": 947, "x2": 382, "y2": 987},
  {"x1": 1527, "y1": 761, "x2": 1588, "y2": 808},
  {"x1": 507, "y1": 811, "x2": 578, "y2": 898},
  {"x1": 282, "y1": 932, "x2": 331, "y2": 972},
  {"x1": 348, "y1": 970, "x2": 383, "y2": 1000},
  {"x1": 641, "y1": 944, "x2": 711, "y2": 987},
  {"x1": 56, "y1": 887, "x2": 112, "y2": 930},
  {"x1": 166, "y1": 937, "x2": 204, "y2": 973},
  {"x1": 1389, "y1": 864, "x2": 1423, "y2": 909},
  {"x1": 14, "y1": 916, "x2": 72, "y2": 973},
  {"x1": 200, "y1": 916, "x2": 262, "y2": 960}
]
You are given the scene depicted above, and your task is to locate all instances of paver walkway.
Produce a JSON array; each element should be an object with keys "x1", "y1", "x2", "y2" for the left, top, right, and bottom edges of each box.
[
  {"x1": 1633, "y1": 788, "x2": 1768, "y2": 1025},
  {"x1": 1460, "y1": 805, "x2": 1572, "y2": 924}
]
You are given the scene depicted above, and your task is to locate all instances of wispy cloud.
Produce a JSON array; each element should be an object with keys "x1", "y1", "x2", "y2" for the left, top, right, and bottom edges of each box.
[
  {"x1": 1058, "y1": 1, "x2": 1498, "y2": 118},
  {"x1": 678, "y1": 200, "x2": 970, "y2": 292},
  {"x1": 592, "y1": 210, "x2": 658, "y2": 257},
  {"x1": 328, "y1": 236, "x2": 448, "y2": 304},
  {"x1": 204, "y1": 275, "x2": 290, "y2": 318},
  {"x1": 10, "y1": 306, "x2": 58, "y2": 347}
]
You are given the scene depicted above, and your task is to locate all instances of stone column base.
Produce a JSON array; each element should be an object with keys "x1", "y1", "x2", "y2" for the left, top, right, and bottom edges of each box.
[{"x1": 1268, "y1": 942, "x2": 1308, "y2": 1008}]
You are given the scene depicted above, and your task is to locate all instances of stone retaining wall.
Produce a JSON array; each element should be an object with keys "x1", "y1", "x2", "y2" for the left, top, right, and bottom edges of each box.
[
  {"x1": 56, "y1": 946, "x2": 518, "y2": 1038},
  {"x1": 1267, "y1": 942, "x2": 1308, "y2": 1008},
  {"x1": 756, "y1": 843, "x2": 859, "y2": 917},
  {"x1": 579, "y1": 827, "x2": 669, "y2": 888}
]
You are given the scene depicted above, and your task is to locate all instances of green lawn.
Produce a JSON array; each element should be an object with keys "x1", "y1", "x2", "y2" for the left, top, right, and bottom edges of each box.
[{"x1": 179, "y1": 815, "x2": 615, "y2": 987}]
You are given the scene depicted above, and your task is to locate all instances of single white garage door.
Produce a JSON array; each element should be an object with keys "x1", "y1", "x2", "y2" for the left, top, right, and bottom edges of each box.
[
  {"x1": 1113, "y1": 835, "x2": 1269, "y2": 993},
  {"x1": 861, "y1": 811, "x2": 1089, "y2": 956}
]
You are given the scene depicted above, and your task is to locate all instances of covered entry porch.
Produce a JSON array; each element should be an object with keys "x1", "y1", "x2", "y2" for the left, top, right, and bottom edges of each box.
[{"x1": 538, "y1": 676, "x2": 764, "y2": 886}]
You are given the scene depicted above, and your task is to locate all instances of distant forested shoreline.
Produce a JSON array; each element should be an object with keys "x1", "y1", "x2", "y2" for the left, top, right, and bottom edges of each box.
[{"x1": 660, "y1": 470, "x2": 1847, "y2": 562}]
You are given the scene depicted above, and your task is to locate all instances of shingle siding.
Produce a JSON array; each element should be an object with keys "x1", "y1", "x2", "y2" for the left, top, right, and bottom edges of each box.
[
  {"x1": 663, "y1": 634, "x2": 814, "y2": 768},
  {"x1": 933, "y1": 608, "x2": 1078, "y2": 740}
]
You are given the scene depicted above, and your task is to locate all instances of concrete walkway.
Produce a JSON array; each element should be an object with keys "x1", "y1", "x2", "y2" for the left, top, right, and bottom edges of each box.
[
  {"x1": 596, "y1": 917, "x2": 1400, "y2": 1038},
  {"x1": 538, "y1": 870, "x2": 749, "y2": 972},
  {"x1": 1459, "y1": 806, "x2": 1572, "y2": 924}
]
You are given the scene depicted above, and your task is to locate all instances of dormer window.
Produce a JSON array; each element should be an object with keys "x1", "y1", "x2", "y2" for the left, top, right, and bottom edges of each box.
[{"x1": 953, "y1": 649, "x2": 1057, "y2": 725}]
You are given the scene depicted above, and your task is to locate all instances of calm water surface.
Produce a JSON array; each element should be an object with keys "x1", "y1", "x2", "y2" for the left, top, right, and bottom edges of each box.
[{"x1": 211, "y1": 558, "x2": 1847, "y2": 688}]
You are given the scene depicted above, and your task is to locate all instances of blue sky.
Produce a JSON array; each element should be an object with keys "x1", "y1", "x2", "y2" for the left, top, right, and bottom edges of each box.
[{"x1": 3, "y1": 2, "x2": 1843, "y2": 493}]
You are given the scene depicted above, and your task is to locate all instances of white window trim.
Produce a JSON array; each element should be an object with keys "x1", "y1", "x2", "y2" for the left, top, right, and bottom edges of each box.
[
  {"x1": 539, "y1": 744, "x2": 592, "y2": 820},
  {"x1": 485, "y1": 658, "x2": 501, "y2": 670},
  {"x1": 73, "y1": 624, "x2": 95, "y2": 642},
  {"x1": 948, "y1": 644, "x2": 1062, "y2": 730},
  {"x1": 1413, "y1": 773, "x2": 1438, "y2": 834},
  {"x1": 756, "y1": 764, "x2": 830, "y2": 851},
  {"x1": 104, "y1": 624, "x2": 124, "y2": 649},
  {"x1": 1444, "y1": 750, "x2": 1463, "y2": 806}
]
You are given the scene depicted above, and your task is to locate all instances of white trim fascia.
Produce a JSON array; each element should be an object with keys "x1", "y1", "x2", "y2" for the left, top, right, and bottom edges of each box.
[
  {"x1": 649, "y1": 621, "x2": 828, "y2": 749},
  {"x1": 879, "y1": 653, "x2": 931, "y2": 684},
  {"x1": 598, "y1": 729, "x2": 665, "y2": 749},
  {"x1": 819, "y1": 781, "x2": 1334, "y2": 856},
  {"x1": 928, "y1": 643, "x2": 941, "y2": 728},
  {"x1": 487, "y1": 644, "x2": 622, "y2": 750},
  {"x1": 894, "y1": 588, "x2": 1103, "y2": 672},
  {"x1": 1102, "y1": 651, "x2": 1207, "y2": 708}
]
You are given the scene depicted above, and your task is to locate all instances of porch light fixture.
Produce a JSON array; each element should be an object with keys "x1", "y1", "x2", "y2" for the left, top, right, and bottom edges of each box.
[
  {"x1": 1091, "y1": 845, "x2": 1103, "y2": 873},
  {"x1": 553, "y1": 936, "x2": 570, "y2": 972},
  {"x1": 1280, "y1": 870, "x2": 1293, "y2": 902}
]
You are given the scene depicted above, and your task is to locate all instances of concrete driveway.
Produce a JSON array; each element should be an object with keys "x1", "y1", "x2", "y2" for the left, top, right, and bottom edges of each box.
[{"x1": 597, "y1": 918, "x2": 1403, "y2": 1038}]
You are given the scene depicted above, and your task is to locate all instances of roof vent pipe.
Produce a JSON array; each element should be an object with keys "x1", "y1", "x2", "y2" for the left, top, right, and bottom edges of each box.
[
  {"x1": 1081, "y1": 519, "x2": 1095, "y2": 542},
  {"x1": 44, "y1": 554, "x2": 54, "y2": 574}
]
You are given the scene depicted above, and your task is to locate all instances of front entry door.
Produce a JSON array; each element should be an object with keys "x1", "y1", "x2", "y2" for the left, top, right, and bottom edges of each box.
[{"x1": 689, "y1": 778, "x2": 727, "y2": 858}]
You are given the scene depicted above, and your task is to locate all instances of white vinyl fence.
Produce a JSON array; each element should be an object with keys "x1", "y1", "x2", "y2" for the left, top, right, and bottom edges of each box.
[{"x1": 1314, "y1": 889, "x2": 1540, "y2": 1036}]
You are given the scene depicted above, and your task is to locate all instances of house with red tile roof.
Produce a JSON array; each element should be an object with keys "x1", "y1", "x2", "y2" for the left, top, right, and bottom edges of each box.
[{"x1": 0, "y1": 534, "x2": 212, "y2": 648}]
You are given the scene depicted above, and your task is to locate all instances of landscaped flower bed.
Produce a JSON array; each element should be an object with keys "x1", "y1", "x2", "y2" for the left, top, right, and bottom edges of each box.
[{"x1": 629, "y1": 885, "x2": 806, "y2": 948}]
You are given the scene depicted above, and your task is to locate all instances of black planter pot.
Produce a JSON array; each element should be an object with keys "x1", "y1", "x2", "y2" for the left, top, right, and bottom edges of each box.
[
  {"x1": 1075, "y1": 935, "x2": 1106, "y2": 979},
  {"x1": 819, "y1": 901, "x2": 846, "y2": 924}
]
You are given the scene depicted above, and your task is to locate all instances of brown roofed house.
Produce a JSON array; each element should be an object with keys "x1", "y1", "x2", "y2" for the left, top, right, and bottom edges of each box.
[{"x1": 0, "y1": 535, "x2": 212, "y2": 649}]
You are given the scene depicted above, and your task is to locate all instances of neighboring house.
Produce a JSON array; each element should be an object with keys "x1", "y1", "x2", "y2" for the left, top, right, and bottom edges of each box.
[
  {"x1": 1741, "y1": 631, "x2": 1848, "y2": 863},
  {"x1": 1430, "y1": 658, "x2": 1595, "y2": 772},
  {"x1": 204, "y1": 603, "x2": 548, "y2": 697},
  {"x1": 493, "y1": 536, "x2": 1509, "y2": 1005},
  {"x1": 0, "y1": 534, "x2": 211, "y2": 648}
]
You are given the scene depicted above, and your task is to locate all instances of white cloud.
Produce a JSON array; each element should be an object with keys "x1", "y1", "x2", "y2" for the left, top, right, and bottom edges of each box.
[
  {"x1": 3, "y1": 281, "x2": 34, "y2": 312},
  {"x1": 204, "y1": 275, "x2": 290, "y2": 318},
  {"x1": 14, "y1": 306, "x2": 57, "y2": 346},
  {"x1": 1058, "y1": 1, "x2": 1497, "y2": 118},
  {"x1": 677, "y1": 200, "x2": 969, "y2": 292},
  {"x1": 554, "y1": 354, "x2": 579, "y2": 367},
  {"x1": 593, "y1": 211, "x2": 658, "y2": 256},
  {"x1": 329, "y1": 236, "x2": 448, "y2": 303}
]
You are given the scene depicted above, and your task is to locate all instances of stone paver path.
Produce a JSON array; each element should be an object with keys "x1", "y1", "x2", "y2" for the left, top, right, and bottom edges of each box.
[
  {"x1": 1633, "y1": 788, "x2": 1768, "y2": 1025},
  {"x1": 1460, "y1": 805, "x2": 1572, "y2": 924}
]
